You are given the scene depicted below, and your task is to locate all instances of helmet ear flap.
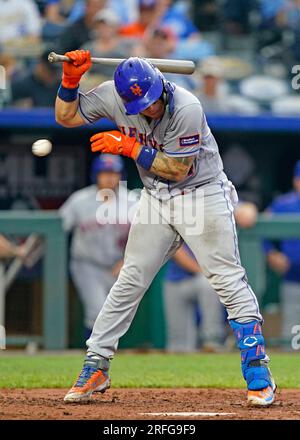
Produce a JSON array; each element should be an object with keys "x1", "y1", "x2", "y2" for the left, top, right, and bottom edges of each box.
[{"x1": 163, "y1": 79, "x2": 176, "y2": 115}]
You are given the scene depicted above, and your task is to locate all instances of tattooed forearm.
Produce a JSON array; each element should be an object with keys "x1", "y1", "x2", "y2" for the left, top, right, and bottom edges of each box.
[{"x1": 150, "y1": 152, "x2": 194, "y2": 182}]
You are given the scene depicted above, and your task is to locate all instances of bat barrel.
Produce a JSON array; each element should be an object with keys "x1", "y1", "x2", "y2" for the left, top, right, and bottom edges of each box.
[
  {"x1": 48, "y1": 52, "x2": 195, "y2": 75},
  {"x1": 145, "y1": 58, "x2": 195, "y2": 74}
]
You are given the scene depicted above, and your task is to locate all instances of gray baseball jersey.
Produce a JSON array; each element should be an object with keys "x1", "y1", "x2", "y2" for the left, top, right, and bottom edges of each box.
[
  {"x1": 78, "y1": 81, "x2": 224, "y2": 194},
  {"x1": 59, "y1": 184, "x2": 138, "y2": 267}
]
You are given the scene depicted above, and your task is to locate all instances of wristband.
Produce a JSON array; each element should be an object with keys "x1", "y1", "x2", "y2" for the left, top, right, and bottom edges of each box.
[
  {"x1": 58, "y1": 84, "x2": 79, "y2": 102},
  {"x1": 136, "y1": 146, "x2": 157, "y2": 170}
]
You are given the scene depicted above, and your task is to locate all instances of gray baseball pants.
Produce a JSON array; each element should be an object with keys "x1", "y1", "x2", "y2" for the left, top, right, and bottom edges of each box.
[
  {"x1": 70, "y1": 259, "x2": 116, "y2": 329},
  {"x1": 87, "y1": 172, "x2": 262, "y2": 359},
  {"x1": 164, "y1": 274, "x2": 225, "y2": 352}
]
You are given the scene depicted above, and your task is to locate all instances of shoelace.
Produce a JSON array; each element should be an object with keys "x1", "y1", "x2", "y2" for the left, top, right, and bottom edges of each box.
[{"x1": 75, "y1": 366, "x2": 98, "y2": 387}]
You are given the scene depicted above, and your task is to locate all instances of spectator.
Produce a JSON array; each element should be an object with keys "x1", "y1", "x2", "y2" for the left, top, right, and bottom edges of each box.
[
  {"x1": 197, "y1": 57, "x2": 260, "y2": 114},
  {"x1": 159, "y1": 0, "x2": 199, "y2": 40},
  {"x1": 120, "y1": 0, "x2": 159, "y2": 39},
  {"x1": 264, "y1": 160, "x2": 300, "y2": 348},
  {"x1": 134, "y1": 26, "x2": 198, "y2": 90},
  {"x1": 0, "y1": 52, "x2": 20, "y2": 108},
  {"x1": 271, "y1": 0, "x2": 300, "y2": 61},
  {"x1": 257, "y1": 1, "x2": 300, "y2": 63},
  {"x1": 10, "y1": 51, "x2": 61, "y2": 107},
  {"x1": 164, "y1": 243, "x2": 225, "y2": 352},
  {"x1": 82, "y1": 10, "x2": 131, "y2": 80},
  {"x1": 196, "y1": 57, "x2": 232, "y2": 113},
  {"x1": 59, "y1": 154, "x2": 138, "y2": 340},
  {"x1": 222, "y1": 0, "x2": 258, "y2": 35},
  {"x1": 134, "y1": 26, "x2": 177, "y2": 58},
  {"x1": 44, "y1": 0, "x2": 66, "y2": 24},
  {"x1": 0, "y1": 0, "x2": 41, "y2": 46},
  {"x1": 53, "y1": 0, "x2": 136, "y2": 24},
  {"x1": 192, "y1": 0, "x2": 220, "y2": 32},
  {"x1": 109, "y1": 0, "x2": 139, "y2": 24},
  {"x1": 125, "y1": 0, "x2": 200, "y2": 41},
  {"x1": 42, "y1": 0, "x2": 69, "y2": 42},
  {"x1": 264, "y1": 0, "x2": 300, "y2": 31},
  {"x1": 260, "y1": 0, "x2": 285, "y2": 26},
  {"x1": 57, "y1": 0, "x2": 107, "y2": 53}
]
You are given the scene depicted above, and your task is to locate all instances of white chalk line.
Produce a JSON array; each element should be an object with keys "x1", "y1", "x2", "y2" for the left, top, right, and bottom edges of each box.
[{"x1": 139, "y1": 412, "x2": 236, "y2": 417}]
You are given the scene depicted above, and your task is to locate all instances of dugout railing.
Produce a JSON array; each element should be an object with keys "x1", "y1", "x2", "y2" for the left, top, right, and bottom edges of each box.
[
  {"x1": 0, "y1": 211, "x2": 67, "y2": 350},
  {"x1": 239, "y1": 215, "x2": 300, "y2": 298},
  {"x1": 0, "y1": 213, "x2": 299, "y2": 349}
]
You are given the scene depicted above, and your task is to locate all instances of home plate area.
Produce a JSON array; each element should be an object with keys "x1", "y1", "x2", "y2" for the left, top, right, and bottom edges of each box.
[
  {"x1": 139, "y1": 412, "x2": 235, "y2": 417},
  {"x1": 1, "y1": 388, "x2": 300, "y2": 420}
]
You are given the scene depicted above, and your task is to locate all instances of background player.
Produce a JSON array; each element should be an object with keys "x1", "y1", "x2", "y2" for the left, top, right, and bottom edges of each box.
[
  {"x1": 264, "y1": 160, "x2": 300, "y2": 348},
  {"x1": 55, "y1": 50, "x2": 276, "y2": 407},
  {"x1": 59, "y1": 154, "x2": 138, "y2": 339},
  {"x1": 164, "y1": 243, "x2": 225, "y2": 352}
]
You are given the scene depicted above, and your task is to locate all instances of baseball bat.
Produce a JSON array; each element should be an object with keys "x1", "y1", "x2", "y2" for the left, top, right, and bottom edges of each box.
[{"x1": 48, "y1": 52, "x2": 195, "y2": 75}]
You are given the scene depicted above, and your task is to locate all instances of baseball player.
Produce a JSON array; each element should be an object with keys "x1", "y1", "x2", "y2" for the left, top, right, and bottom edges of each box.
[
  {"x1": 59, "y1": 154, "x2": 137, "y2": 340},
  {"x1": 55, "y1": 50, "x2": 276, "y2": 406},
  {"x1": 164, "y1": 243, "x2": 225, "y2": 352}
]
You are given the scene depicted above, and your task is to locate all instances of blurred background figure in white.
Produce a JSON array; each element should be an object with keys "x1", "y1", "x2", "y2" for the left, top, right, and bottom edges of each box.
[{"x1": 59, "y1": 154, "x2": 138, "y2": 340}]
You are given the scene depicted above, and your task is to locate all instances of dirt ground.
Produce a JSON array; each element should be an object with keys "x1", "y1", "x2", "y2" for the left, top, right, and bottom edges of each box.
[{"x1": 0, "y1": 388, "x2": 299, "y2": 420}]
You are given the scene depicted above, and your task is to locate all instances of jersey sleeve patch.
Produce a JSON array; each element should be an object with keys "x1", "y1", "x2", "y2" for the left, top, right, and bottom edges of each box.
[{"x1": 179, "y1": 134, "x2": 200, "y2": 147}]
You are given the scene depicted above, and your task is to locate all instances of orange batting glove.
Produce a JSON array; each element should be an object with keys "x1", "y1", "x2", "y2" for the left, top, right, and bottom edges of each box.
[
  {"x1": 62, "y1": 50, "x2": 92, "y2": 89},
  {"x1": 90, "y1": 131, "x2": 141, "y2": 159}
]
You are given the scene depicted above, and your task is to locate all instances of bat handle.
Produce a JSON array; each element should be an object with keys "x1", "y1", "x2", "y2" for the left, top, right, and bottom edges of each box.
[
  {"x1": 48, "y1": 51, "x2": 100, "y2": 65},
  {"x1": 48, "y1": 52, "x2": 70, "y2": 63}
]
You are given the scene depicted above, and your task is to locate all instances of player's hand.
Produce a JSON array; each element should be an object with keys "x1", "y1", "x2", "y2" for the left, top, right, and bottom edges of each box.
[
  {"x1": 90, "y1": 131, "x2": 141, "y2": 159},
  {"x1": 267, "y1": 250, "x2": 290, "y2": 275},
  {"x1": 14, "y1": 245, "x2": 27, "y2": 260},
  {"x1": 62, "y1": 50, "x2": 92, "y2": 89}
]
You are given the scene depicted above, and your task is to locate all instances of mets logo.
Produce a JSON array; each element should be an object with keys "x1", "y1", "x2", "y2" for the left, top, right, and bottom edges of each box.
[{"x1": 130, "y1": 83, "x2": 142, "y2": 96}]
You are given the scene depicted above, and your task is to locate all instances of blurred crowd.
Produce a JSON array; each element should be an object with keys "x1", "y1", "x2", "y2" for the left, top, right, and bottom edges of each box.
[{"x1": 0, "y1": 0, "x2": 300, "y2": 114}]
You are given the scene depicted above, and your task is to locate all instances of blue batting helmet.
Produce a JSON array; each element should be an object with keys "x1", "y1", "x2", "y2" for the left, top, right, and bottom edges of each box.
[
  {"x1": 114, "y1": 57, "x2": 165, "y2": 115},
  {"x1": 90, "y1": 154, "x2": 124, "y2": 183}
]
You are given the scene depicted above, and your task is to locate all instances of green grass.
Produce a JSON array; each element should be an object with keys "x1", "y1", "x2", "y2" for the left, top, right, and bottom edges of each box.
[{"x1": 0, "y1": 352, "x2": 299, "y2": 389}]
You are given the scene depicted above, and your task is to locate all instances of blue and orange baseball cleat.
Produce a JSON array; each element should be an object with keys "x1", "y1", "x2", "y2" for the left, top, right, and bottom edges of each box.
[
  {"x1": 230, "y1": 320, "x2": 277, "y2": 407},
  {"x1": 64, "y1": 354, "x2": 110, "y2": 403},
  {"x1": 248, "y1": 385, "x2": 276, "y2": 406},
  {"x1": 247, "y1": 360, "x2": 277, "y2": 406}
]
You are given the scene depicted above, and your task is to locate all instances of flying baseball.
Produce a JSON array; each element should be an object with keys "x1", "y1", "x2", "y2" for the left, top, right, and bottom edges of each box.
[{"x1": 32, "y1": 139, "x2": 52, "y2": 157}]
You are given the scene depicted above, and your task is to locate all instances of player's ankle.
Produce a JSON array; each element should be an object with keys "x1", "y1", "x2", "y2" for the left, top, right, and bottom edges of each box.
[{"x1": 85, "y1": 353, "x2": 110, "y2": 371}]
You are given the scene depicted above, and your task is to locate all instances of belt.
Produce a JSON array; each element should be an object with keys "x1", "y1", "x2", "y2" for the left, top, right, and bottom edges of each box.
[{"x1": 145, "y1": 179, "x2": 215, "y2": 200}]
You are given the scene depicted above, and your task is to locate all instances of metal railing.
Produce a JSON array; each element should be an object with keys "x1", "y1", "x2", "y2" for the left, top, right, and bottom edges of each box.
[{"x1": 0, "y1": 211, "x2": 67, "y2": 349}]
